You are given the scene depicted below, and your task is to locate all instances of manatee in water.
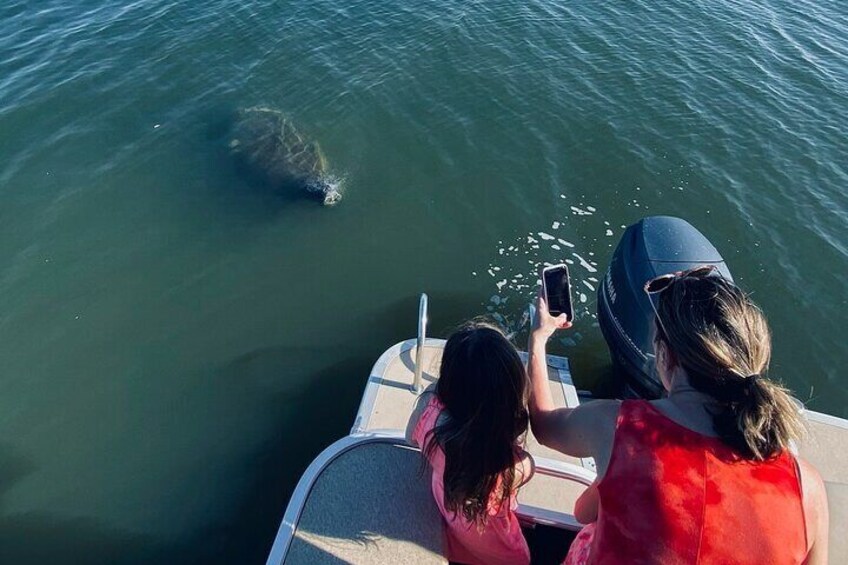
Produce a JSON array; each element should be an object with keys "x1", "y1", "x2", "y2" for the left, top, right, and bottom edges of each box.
[{"x1": 229, "y1": 107, "x2": 341, "y2": 205}]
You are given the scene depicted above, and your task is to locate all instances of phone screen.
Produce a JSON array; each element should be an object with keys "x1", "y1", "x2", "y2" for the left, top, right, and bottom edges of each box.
[{"x1": 544, "y1": 265, "x2": 573, "y2": 319}]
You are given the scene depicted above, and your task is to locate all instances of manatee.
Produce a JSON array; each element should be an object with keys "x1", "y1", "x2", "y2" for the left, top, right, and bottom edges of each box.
[{"x1": 229, "y1": 107, "x2": 341, "y2": 205}]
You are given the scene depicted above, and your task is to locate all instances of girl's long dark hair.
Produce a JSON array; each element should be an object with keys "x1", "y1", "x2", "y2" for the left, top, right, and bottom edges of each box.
[{"x1": 423, "y1": 320, "x2": 529, "y2": 526}]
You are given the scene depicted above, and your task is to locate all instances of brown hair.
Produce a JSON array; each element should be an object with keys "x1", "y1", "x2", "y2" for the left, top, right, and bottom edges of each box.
[
  {"x1": 424, "y1": 320, "x2": 529, "y2": 525},
  {"x1": 655, "y1": 273, "x2": 804, "y2": 460}
]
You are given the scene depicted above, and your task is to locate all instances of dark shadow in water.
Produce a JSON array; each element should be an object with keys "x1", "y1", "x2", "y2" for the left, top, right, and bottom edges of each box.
[
  {"x1": 354, "y1": 291, "x2": 490, "y2": 342},
  {"x1": 188, "y1": 293, "x2": 478, "y2": 564},
  {"x1": 179, "y1": 350, "x2": 372, "y2": 564},
  {"x1": 0, "y1": 347, "x2": 367, "y2": 565},
  {"x1": 0, "y1": 294, "x2": 492, "y2": 564},
  {"x1": 0, "y1": 444, "x2": 191, "y2": 565}
]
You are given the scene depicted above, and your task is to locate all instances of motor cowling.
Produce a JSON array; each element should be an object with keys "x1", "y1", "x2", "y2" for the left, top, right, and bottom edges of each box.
[{"x1": 597, "y1": 216, "x2": 733, "y2": 398}]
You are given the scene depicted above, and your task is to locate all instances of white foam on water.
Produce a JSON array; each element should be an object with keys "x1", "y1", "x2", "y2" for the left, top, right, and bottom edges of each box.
[
  {"x1": 572, "y1": 252, "x2": 597, "y2": 273},
  {"x1": 481, "y1": 209, "x2": 616, "y2": 334}
]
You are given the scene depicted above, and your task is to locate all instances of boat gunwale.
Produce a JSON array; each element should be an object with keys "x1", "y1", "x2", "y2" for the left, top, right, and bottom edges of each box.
[{"x1": 806, "y1": 410, "x2": 848, "y2": 429}]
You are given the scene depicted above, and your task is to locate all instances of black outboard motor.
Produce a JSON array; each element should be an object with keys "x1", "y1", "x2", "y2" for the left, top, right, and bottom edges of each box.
[{"x1": 597, "y1": 216, "x2": 733, "y2": 398}]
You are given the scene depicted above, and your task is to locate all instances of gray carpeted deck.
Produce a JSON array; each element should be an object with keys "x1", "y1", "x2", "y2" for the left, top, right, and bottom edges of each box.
[{"x1": 286, "y1": 442, "x2": 446, "y2": 564}]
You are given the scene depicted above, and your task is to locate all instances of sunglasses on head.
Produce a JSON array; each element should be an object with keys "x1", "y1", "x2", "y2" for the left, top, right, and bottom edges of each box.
[
  {"x1": 644, "y1": 264, "x2": 717, "y2": 295},
  {"x1": 644, "y1": 265, "x2": 718, "y2": 346}
]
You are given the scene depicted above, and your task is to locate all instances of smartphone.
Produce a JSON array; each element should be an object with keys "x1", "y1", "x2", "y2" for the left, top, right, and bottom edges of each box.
[{"x1": 542, "y1": 264, "x2": 574, "y2": 320}]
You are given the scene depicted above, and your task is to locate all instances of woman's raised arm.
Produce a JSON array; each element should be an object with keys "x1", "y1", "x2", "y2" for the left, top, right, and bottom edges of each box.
[{"x1": 527, "y1": 293, "x2": 619, "y2": 468}]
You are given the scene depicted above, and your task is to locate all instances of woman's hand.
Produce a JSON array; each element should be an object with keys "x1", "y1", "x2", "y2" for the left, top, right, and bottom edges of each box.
[{"x1": 531, "y1": 287, "x2": 572, "y2": 343}]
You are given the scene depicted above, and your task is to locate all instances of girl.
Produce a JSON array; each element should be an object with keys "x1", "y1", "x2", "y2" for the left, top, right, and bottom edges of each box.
[{"x1": 406, "y1": 320, "x2": 533, "y2": 565}]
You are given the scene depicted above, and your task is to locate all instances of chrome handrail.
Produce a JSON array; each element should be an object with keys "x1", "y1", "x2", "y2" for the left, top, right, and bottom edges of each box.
[{"x1": 412, "y1": 293, "x2": 428, "y2": 393}]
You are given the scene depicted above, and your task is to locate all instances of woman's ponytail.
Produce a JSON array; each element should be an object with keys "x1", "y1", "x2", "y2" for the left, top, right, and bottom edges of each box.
[
  {"x1": 707, "y1": 374, "x2": 805, "y2": 460},
  {"x1": 658, "y1": 276, "x2": 805, "y2": 461}
]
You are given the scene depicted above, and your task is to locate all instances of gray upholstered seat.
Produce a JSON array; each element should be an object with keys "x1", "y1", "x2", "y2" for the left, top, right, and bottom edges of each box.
[{"x1": 286, "y1": 441, "x2": 446, "y2": 564}]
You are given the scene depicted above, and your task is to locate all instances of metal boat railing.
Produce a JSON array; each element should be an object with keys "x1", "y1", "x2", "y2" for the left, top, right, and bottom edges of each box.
[
  {"x1": 531, "y1": 455, "x2": 597, "y2": 486},
  {"x1": 412, "y1": 293, "x2": 428, "y2": 393}
]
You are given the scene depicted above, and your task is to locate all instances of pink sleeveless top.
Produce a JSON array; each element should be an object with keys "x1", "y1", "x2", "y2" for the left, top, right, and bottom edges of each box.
[{"x1": 413, "y1": 395, "x2": 530, "y2": 565}]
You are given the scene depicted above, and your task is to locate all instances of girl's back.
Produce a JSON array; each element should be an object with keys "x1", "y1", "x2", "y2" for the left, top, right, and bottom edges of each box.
[{"x1": 413, "y1": 395, "x2": 530, "y2": 565}]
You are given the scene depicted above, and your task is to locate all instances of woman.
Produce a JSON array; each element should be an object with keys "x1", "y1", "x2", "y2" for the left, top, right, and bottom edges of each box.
[
  {"x1": 406, "y1": 320, "x2": 534, "y2": 565},
  {"x1": 529, "y1": 267, "x2": 829, "y2": 564}
]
